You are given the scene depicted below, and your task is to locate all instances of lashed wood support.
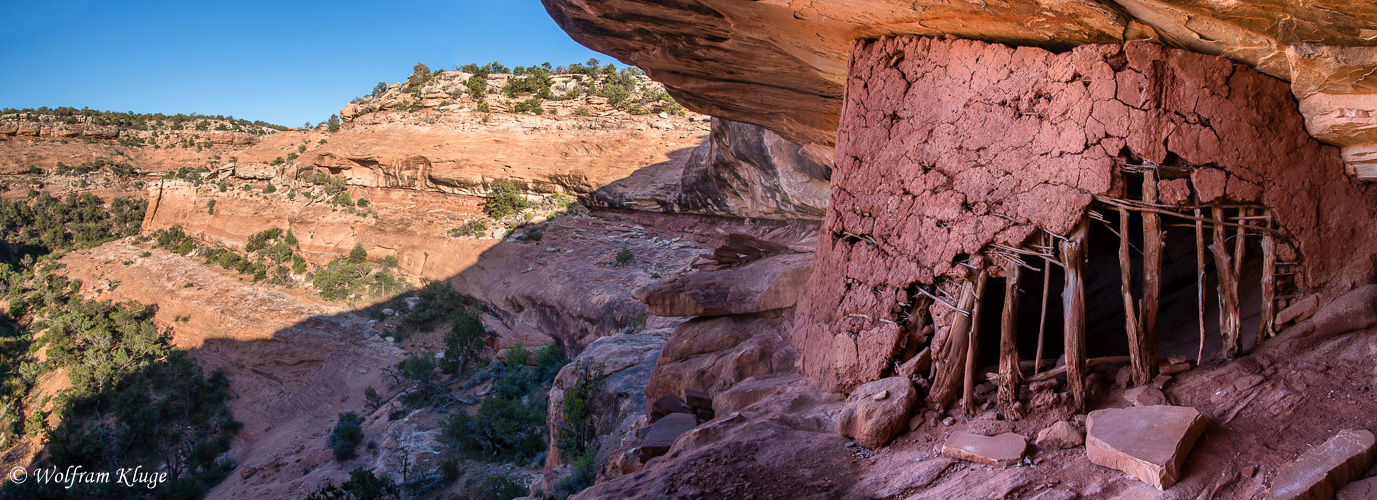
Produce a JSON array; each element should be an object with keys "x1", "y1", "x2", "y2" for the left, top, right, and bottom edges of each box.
[
  {"x1": 1211, "y1": 207, "x2": 1242, "y2": 360},
  {"x1": 1139, "y1": 172, "x2": 1162, "y2": 381},
  {"x1": 1034, "y1": 232, "x2": 1052, "y2": 375},
  {"x1": 998, "y1": 259, "x2": 1023, "y2": 419},
  {"x1": 1060, "y1": 221, "x2": 1088, "y2": 412},
  {"x1": 1118, "y1": 208, "x2": 1148, "y2": 385},
  {"x1": 962, "y1": 271, "x2": 989, "y2": 416},
  {"x1": 927, "y1": 280, "x2": 978, "y2": 408},
  {"x1": 1257, "y1": 212, "x2": 1277, "y2": 344},
  {"x1": 1194, "y1": 208, "x2": 1207, "y2": 365}
]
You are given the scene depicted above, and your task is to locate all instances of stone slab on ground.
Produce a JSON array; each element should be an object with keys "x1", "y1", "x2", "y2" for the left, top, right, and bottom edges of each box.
[
  {"x1": 940, "y1": 431, "x2": 1028, "y2": 467},
  {"x1": 650, "y1": 394, "x2": 692, "y2": 422},
  {"x1": 641, "y1": 412, "x2": 698, "y2": 458},
  {"x1": 1086, "y1": 405, "x2": 1206, "y2": 490},
  {"x1": 1269, "y1": 429, "x2": 1377, "y2": 500},
  {"x1": 1124, "y1": 386, "x2": 1168, "y2": 406},
  {"x1": 1338, "y1": 477, "x2": 1377, "y2": 500}
]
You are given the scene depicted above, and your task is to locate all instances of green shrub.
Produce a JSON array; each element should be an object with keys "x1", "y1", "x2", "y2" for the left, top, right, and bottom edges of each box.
[
  {"x1": 471, "y1": 473, "x2": 528, "y2": 500},
  {"x1": 556, "y1": 361, "x2": 605, "y2": 461},
  {"x1": 305, "y1": 468, "x2": 400, "y2": 500},
  {"x1": 263, "y1": 183, "x2": 276, "y2": 194},
  {"x1": 327, "y1": 114, "x2": 341, "y2": 132},
  {"x1": 484, "y1": 181, "x2": 528, "y2": 219},
  {"x1": 329, "y1": 412, "x2": 365, "y2": 461},
  {"x1": 451, "y1": 219, "x2": 489, "y2": 238},
  {"x1": 615, "y1": 248, "x2": 633, "y2": 266}
]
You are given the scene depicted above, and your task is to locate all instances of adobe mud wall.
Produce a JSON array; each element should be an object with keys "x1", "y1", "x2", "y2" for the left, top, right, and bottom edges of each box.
[{"x1": 792, "y1": 37, "x2": 1377, "y2": 393}]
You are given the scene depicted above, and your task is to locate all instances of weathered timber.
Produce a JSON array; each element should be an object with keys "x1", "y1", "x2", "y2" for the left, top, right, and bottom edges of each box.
[
  {"x1": 1035, "y1": 233, "x2": 1053, "y2": 375},
  {"x1": 1258, "y1": 212, "x2": 1277, "y2": 344},
  {"x1": 1119, "y1": 208, "x2": 1148, "y2": 385},
  {"x1": 1026, "y1": 356, "x2": 1133, "y2": 383},
  {"x1": 1140, "y1": 172, "x2": 1162, "y2": 382},
  {"x1": 998, "y1": 259, "x2": 1023, "y2": 420},
  {"x1": 963, "y1": 270, "x2": 989, "y2": 416},
  {"x1": 1211, "y1": 207, "x2": 1242, "y2": 360},
  {"x1": 1061, "y1": 221, "x2": 1089, "y2": 412},
  {"x1": 1194, "y1": 209, "x2": 1207, "y2": 365},
  {"x1": 928, "y1": 280, "x2": 978, "y2": 408}
]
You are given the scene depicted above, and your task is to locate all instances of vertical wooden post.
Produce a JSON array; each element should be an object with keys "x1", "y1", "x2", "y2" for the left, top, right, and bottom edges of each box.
[
  {"x1": 1118, "y1": 208, "x2": 1147, "y2": 385},
  {"x1": 1140, "y1": 172, "x2": 1162, "y2": 381},
  {"x1": 1258, "y1": 212, "x2": 1277, "y2": 345},
  {"x1": 998, "y1": 259, "x2": 1023, "y2": 419},
  {"x1": 1211, "y1": 207, "x2": 1242, "y2": 360},
  {"x1": 1034, "y1": 232, "x2": 1052, "y2": 375},
  {"x1": 962, "y1": 270, "x2": 989, "y2": 416},
  {"x1": 1061, "y1": 221, "x2": 1089, "y2": 412},
  {"x1": 1195, "y1": 208, "x2": 1207, "y2": 365},
  {"x1": 927, "y1": 281, "x2": 977, "y2": 408}
]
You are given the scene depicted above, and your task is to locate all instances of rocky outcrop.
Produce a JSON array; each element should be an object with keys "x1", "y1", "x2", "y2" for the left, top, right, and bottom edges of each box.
[
  {"x1": 634, "y1": 252, "x2": 812, "y2": 317},
  {"x1": 544, "y1": 0, "x2": 1377, "y2": 176},
  {"x1": 792, "y1": 36, "x2": 1377, "y2": 393},
  {"x1": 545, "y1": 333, "x2": 665, "y2": 475},
  {"x1": 1269, "y1": 429, "x2": 1377, "y2": 500},
  {"x1": 643, "y1": 314, "x2": 797, "y2": 406},
  {"x1": 592, "y1": 118, "x2": 830, "y2": 220}
]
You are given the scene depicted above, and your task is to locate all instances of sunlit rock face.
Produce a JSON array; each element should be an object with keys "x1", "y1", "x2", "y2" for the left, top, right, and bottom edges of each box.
[{"x1": 543, "y1": 0, "x2": 1377, "y2": 178}]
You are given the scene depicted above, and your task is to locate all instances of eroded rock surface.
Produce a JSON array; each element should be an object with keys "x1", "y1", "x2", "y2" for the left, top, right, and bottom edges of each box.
[
  {"x1": 634, "y1": 252, "x2": 813, "y2": 317},
  {"x1": 545, "y1": 333, "x2": 665, "y2": 473},
  {"x1": 592, "y1": 118, "x2": 831, "y2": 220},
  {"x1": 544, "y1": 0, "x2": 1377, "y2": 175},
  {"x1": 1269, "y1": 429, "x2": 1377, "y2": 500}
]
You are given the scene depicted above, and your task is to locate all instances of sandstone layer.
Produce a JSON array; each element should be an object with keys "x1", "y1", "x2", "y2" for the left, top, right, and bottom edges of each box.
[{"x1": 543, "y1": 0, "x2": 1377, "y2": 177}]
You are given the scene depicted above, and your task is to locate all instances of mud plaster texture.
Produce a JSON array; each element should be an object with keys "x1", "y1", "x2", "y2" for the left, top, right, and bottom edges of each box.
[{"x1": 792, "y1": 36, "x2": 1377, "y2": 393}]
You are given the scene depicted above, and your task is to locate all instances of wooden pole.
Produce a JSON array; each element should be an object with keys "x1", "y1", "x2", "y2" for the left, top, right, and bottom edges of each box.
[
  {"x1": 1034, "y1": 232, "x2": 1052, "y2": 375},
  {"x1": 998, "y1": 259, "x2": 1023, "y2": 419},
  {"x1": 1118, "y1": 207, "x2": 1148, "y2": 385},
  {"x1": 1258, "y1": 212, "x2": 1277, "y2": 345},
  {"x1": 1211, "y1": 207, "x2": 1242, "y2": 360},
  {"x1": 927, "y1": 281, "x2": 978, "y2": 408},
  {"x1": 1140, "y1": 172, "x2": 1162, "y2": 381},
  {"x1": 1195, "y1": 208, "x2": 1207, "y2": 365},
  {"x1": 1061, "y1": 221, "x2": 1089, "y2": 412},
  {"x1": 963, "y1": 270, "x2": 989, "y2": 416}
]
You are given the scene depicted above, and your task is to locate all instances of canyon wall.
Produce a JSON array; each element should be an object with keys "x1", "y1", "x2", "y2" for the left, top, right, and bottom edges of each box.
[
  {"x1": 792, "y1": 37, "x2": 1377, "y2": 393},
  {"x1": 592, "y1": 118, "x2": 831, "y2": 220}
]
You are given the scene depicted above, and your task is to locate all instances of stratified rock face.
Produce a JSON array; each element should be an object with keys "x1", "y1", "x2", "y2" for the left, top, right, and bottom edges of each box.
[
  {"x1": 1269, "y1": 429, "x2": 1377, "y2": 500},
  {"x1": 592, "y1": 118, "x2": 831, "y2": 220},
  {"x1": 838, "y1": 377, "x2": 917, "y2": 449},
  {"x1": 1085, "y1": 405, "x2": 1206, "y2": 490},
  {"x1": 791, "y1": 36, "x2": 1377, "y2": 393},
  {"x1": 645, "y1": 314, "x2": 797, "y2": 406},
  {"x1": 544, "y1": 0, "x2": 1377, "y2": 176}
]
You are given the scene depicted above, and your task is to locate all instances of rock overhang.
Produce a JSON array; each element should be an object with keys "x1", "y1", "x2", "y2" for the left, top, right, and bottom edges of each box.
[{"x1": 543, "y1": 0, "x2": 1377, "y2": 179}]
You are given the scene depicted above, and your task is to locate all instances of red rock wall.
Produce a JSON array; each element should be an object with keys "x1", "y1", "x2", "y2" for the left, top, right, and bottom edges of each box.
[{"x1": 792, "y1": 37, "x2": 1377, "y2": 393}]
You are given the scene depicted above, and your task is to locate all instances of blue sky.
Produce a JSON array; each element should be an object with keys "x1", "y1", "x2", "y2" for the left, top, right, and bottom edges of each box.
[{"x1": 0, "y1": 0, "x2": 614, "y2": 127}]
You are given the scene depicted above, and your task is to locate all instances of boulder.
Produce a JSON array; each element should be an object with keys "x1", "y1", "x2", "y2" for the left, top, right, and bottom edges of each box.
[
  {"x1": 1337, "y1": 477, "x2": 1377, "y2": 500},
  {"x1": 1086, "y1": 405, "x2": 1206, "y2": 489},
  {"x1": 649, "y1": 394, "x2": 691, "y2": 422},
  {"x1": 1269, "y1": 429, "x2": 1377, "y2": 500},
  {"x1": 837, "y1": 377, "x2": 917, "y2": 449},
  {"x1": 940, "y1": 431, "x2": 1028, "y2": 467},
  {"x1": 645, "y1": 314, "x2": 796, "y2": 408},
  {"x1": 1035, "y1": 421, "x2": 1084, "y2": 450},
  {"x1": 1277, "y1": 295, "x2": 1320, "y2": 326},
  {"x1": 633, "y1": 252, "x2": 813, "y2": 317},
  {"x1": 545, "y1": 334, "x2": 664, "y2": 474},
  {"x1": 1124, "y1": 386, "x2": 1168, "y2": 406}
]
